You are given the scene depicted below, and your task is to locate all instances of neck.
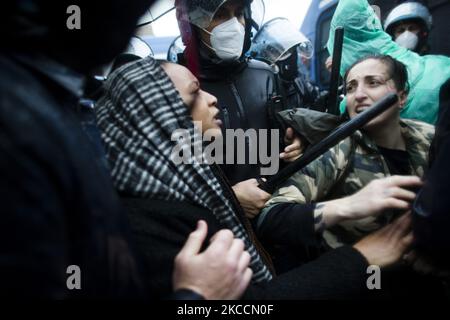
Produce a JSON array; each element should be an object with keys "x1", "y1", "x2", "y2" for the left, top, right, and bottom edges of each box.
[{"x1": 367, "y1": 120, "x2": 405, "y2": 150}]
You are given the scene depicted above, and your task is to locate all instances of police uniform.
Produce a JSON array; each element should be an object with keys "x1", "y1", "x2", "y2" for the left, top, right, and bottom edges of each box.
[{"x1": 176, "y1": 0, "x2": 286, "y2": 185}]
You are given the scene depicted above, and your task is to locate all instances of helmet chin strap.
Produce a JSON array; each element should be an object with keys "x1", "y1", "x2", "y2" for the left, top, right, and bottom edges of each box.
[
  {"x1": 277, "y1": 49, "x2": 299, "y2": 82},
  {"x1": 199, "y1": 36, "x2": 218, "y2": 55}
]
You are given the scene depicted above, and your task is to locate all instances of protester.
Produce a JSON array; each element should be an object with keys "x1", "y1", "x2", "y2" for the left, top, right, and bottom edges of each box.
[
  {"x1": 259, "y1": 55, "x2": 445, "y2": 297},
  {"x1": 327, "y1": 0, "x2": 450, "y2": 124},
  {"x1": 261, "y1": 54, "x2": 432, "y2": 248}
]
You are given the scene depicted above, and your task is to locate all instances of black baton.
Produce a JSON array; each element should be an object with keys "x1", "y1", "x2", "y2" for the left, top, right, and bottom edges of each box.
[
  {"x1": 328, "y1": 27, "x2": 344, "y2": 115},
  {"x1": 259, "y1": 93, "x2": 399, "y2": 194}
]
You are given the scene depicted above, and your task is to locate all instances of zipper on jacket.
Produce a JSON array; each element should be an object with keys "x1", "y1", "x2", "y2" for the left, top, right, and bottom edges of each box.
[
  {"x1": 222, "y1": 107, "x2": 231, "y2": 129},
  {"x1": 229, "y1": 81, "x2": 250, "y2": 129}
]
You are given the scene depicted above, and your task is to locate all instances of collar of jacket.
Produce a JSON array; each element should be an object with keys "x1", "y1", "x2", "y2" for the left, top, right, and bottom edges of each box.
[
  {"x1": 358, "y1": 119, "x2": 431, "y2": 152},
  {"x1": 356, "y1": 119, "x2": 432, "y2": 177}
]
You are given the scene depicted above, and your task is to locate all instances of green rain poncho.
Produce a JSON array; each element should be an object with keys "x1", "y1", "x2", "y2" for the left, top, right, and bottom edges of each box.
[{"x1": 327, "y1": 0, "x2": 450, "y2": 124}]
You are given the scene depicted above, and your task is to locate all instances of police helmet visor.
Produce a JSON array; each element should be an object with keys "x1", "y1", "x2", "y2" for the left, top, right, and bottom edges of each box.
[
  {"x1": 249, "y1": 17, "x2": 313, "y2": 65},
  {"x1": 125, "y1": 37, "x2": 154, "y2": 58},
  {"x1": 179, "y1": 0, "x2": 252, "y2": 29},
  {"x1": 138, "y1": 0, "x2": 176, "y2": 26}
]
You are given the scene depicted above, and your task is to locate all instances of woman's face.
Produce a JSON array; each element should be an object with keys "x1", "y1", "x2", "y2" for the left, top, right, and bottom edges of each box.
[
  {"x1": 162, "y1": 63, "x2": 222, "y2": 137},
  {"x1": 199, "y1": 0, "x2": 246, "y2": 47},
  {"x1": 345, "y1": 59, "x2": 407, "y2": 131}
]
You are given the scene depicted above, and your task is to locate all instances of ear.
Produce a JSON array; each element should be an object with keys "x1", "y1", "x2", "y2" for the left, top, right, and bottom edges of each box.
[{"x1": 398, "y1": 90, "x2": 408, "y2": 109}]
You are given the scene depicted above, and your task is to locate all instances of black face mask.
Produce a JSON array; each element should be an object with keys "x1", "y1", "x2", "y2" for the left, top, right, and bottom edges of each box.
[
  {"x1": 276, "y1": 49, "x2": 299, "y2": 82},
  {"x1": 2, "y1": 0, "x2": 154, "y2": 73}
]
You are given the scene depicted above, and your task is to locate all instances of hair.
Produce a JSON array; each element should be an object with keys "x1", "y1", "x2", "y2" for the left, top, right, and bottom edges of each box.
[{"x1": 344, "y1": 54, "x2": 409, "y2": 93}]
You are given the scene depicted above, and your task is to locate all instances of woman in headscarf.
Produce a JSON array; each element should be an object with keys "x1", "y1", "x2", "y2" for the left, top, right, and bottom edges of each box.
[{"x1": 96, "y1": 57, "x2": 413, "y2": 299}]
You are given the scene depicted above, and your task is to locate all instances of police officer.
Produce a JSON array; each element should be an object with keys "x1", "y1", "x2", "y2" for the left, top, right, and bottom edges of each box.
[
  {"x1": 175, "y1": 0, "x2": 302, "y2": 218},
  {"x1": 249, "y1": 17, "x2": 327, "y2": 112},
  {"x1": 384, "y1": 1, "x2": 433, "y2": 54}
]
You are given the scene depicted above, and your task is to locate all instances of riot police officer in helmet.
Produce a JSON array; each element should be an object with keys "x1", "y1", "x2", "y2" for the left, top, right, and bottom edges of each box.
[
  {"x1": 249, "y1": 17, "x2": 327, "y2": 112},
  {"x1": 384, "y1": 1, "x2": 433, "y2": 54},
  {"x1": 175, "y1": 0, "x2": 303, "y2": 218}
]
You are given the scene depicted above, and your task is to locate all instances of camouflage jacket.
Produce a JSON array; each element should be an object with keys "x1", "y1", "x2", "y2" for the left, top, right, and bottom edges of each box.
[{"x1": 262, "y1": 118, "x2": 435, "y2": 248}]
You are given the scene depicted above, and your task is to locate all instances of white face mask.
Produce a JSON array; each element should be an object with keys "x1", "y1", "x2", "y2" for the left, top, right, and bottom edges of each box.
[
  {"x1": 395, "y1": 31, "x2": 419, "y2": 51},
  {"x1": 202, "y1": 17, "x2": 245, "y2": 61}
]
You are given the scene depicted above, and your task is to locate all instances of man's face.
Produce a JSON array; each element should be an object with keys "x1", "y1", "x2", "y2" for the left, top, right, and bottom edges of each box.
[
  {"x1": 199, "y1": 0, "x2": 246, "y2": 46},
  {"x1": 162, "y1": 63, "x2": 222, "y2": 138},
  {"x1": 345, "y1": 59, "x2": 405, "y2": 131},
  {"x1": 393, "y1": 21, "x2": 422, "y2": 39}
]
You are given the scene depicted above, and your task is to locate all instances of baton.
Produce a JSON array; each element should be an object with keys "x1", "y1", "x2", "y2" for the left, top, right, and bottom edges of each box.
[{"x1": 258, "y1": 93, "x2": 399, "y2": 194}]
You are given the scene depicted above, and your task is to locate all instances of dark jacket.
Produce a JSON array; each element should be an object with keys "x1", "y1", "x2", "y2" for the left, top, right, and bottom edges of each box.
[
  {"x1": 0, "y1": 52, "x2": 147, "y2": 299},
  {"x1": 413, "y1": 78, "x2": 450, "y2": 267},
  {"x1": 279, "y1": 73, "x2": 324, "y2": 111},
  {"x1": 181, "y1": 53, "x2": 285, "y2": 185},
  {"x1": 122, "y1": 188, "x2": 372, "y2": 299}
]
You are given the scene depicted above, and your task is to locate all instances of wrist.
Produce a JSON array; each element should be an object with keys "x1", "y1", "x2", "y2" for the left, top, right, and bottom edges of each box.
[
  {"x1": 331, "y1": 197, "x2": 353, "y2": 221},
  {"x1": 352, "y1": 242, "x2": 378, "y2": 266},
  {"x1": 231, "y1": 185, "x2": 241, "y2": 199},
  {"x1": 321, "y1": 199, "x2": 350, "y2": 226},
  {"x1": 352, "y1": 243, "x2": 372, "y2": 265}
]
